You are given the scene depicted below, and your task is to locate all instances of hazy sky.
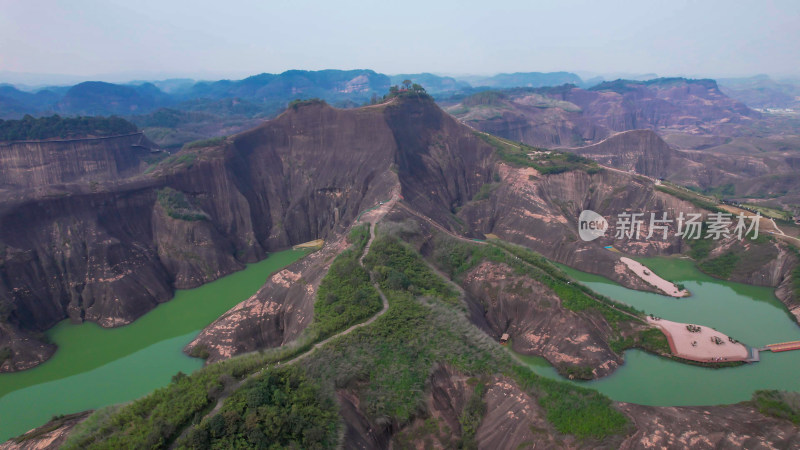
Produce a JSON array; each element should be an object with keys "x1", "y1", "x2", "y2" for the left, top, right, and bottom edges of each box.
[{"x1": 1, "y1": 0, "x2": 798, "y2": 83}]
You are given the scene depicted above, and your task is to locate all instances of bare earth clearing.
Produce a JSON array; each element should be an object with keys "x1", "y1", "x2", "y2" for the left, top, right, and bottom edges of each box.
[
  {"x1": 647, "y1": 317, "x2": 749, "y2": 362},
  {"x1": 621, "y1": 257, "x2": 689, "y2": 297}
]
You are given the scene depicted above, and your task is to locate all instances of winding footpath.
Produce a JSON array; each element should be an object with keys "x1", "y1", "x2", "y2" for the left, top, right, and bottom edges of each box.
[
  {"x1": 171, "y1": 220, "x2": 390, "y2": 448},
  {"x1": 395, "y1": 202, "x2": 486, "y2": 245}
]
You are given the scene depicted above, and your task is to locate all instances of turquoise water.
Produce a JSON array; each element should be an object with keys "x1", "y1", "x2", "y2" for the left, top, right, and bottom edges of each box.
[
  {"x1": 519, "y1": 257, "x2": 800, "y2": 406},
  {"x1": 0, "y1": 249, "x2": 305, "y2": 441}
]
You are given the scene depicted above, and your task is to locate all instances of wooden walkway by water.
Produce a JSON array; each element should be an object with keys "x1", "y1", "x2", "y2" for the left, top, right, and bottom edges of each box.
[
  {"x1": 747, "y1": 340, "x2": 800, "y2": 362},
  {"x1": 765, "y1": 340, "x2": 800, "y2": 352}
]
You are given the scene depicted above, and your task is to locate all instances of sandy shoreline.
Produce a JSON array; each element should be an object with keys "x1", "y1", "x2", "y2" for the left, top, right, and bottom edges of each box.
[
  {"x1": 648, "y1": 317, "x2": 749, "y2": 362},
  {"x1": 620, "y1": 257, "x2": 689, "y2": 297}
]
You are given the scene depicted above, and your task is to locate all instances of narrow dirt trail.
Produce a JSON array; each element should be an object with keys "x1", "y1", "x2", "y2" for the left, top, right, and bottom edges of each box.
[
  {"x1": 395, "y1": 202, "x2": 486, "y2": 245},
  {"x1": 171, "y1": 221, "x2": 390, "y2": 447}
]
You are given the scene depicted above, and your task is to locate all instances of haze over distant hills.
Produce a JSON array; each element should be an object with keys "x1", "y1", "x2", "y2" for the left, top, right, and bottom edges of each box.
[
  {"x1": 2, "y1": 91, "x2": 799, "y2": 448},
  {"x1": 4, "y1": 69, "x2": 798, "y2": 118},
  {"x1": 1, "y1": 69, "x2": 800, "y2": 447},
  {"x1": 3, "y1": 68, "x2": 798, "y2": 151},
  {"x1": 718, "y1": 75, "x2": 800, "y2": 110}
]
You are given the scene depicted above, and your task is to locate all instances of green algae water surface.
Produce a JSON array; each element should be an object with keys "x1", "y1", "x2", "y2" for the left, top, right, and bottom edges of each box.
[
  {"x1": 519, "y1": 257, "x2": 800, "y2": 406},
  {"x1": 0, "y1": 249, "x2": 305, "y2": 442}
]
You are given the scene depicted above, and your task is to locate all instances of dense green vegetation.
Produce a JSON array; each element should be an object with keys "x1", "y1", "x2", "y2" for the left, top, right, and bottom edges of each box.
[
  {"x1": 686, "y1": 227, "x2": 715, "y2": 260},
  {"x1": 682, "y1": 213, "x2": 772, "y2": 282},
  {"x1": 62, "y1": 337, "x2": 317, "y2": 448},
  {"x1": 472, "y1": 182, "x2": 499, "y2": 201},
  {"x1": 609, "y1": 328, "x2": 670, "y2": 355},
  {"x1": 741, "y1": 203, "x2": 792, "y2": 221},
  {"x1": 462, "y1": 90, "x2": 506, "y2": 107},
  {"x1": 63, "y1": 226, "x2": 632, "y2": 447},
  {"x1": 687, "y1": 182, "x2": 735, "y2": 198},
  {"x1": 366, "y1": 235, "x2": 458, "y2": 304},
  {"x1": 698, "y1": 251, "x2": 740, "y2": 279},
  {"x1": 659, "y1": 183, "x2": 779, "y2": 282},
  {"x1": 311, "y1": 224, "x2": 382, "y2": 338},
  {"x1": 0, "y1": 114, "x2": 137, "y2": 141},
  {"x1": 655, "y1": 183, "x2": 726, "y2": 214},
  {"x1": 752, "y1": 390, "x2": 800, "y2": 424},
  {"x1": 133, "y1": 108, "x2": 217, "y2": 129},
  {"x1": 156, "y1": 187, "x2": 208, "y2": 221},
  {"x1": 183, "y1": 135, "x2": 226, "y2": 149},
  {"x1": 303, "y1": 235, "x2": 500, "y2": 431},
  {"x1": 182, "y1": 366, "x2": 338, "y2": 449},
  {"x1": 386, "y1": 83, "x2": 431, "y2": 101},
  {"x1": 63, "y1": 223, "x2": 381, "y2": 448},
  {"x1": 459, "y1": 382, "x2": 486, "y2": 449},
  {"x1": 513, "y1": 366, "x2": 629, "y2": 439},
  {"x1": 306, "y1": 232, "x2": 629, "y2": 441},
  {"x1": 152, "y1": 152, "x2": 200, "y2": 173},
  {"x1": 288, "y1": 98, "x2": 327, "y2": 110},
  {"x1": 432, "y1": 236, "x2": 642, "y2": 329},
  {"x1": 476, "y1": 131, "x2": 600, "y2": 174},
  {"x1": 427, "y1": 236, "x2": 678, "y2": 363}
]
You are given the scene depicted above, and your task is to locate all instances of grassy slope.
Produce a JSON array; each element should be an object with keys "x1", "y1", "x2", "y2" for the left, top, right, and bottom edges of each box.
[
  {"x1": 430, "y1": 234, "x2": 669, "y2": 357},
  {"x1": 61, "y1": 225, "x2": 378, "y2": 448},
  {"x1": 303, "y1": 234, "x2": 630, "y2": 440},
  {"x1": 62, "y1": 228, "x2": 634, "y2": 448},
  {"x1": 475, "y1": 131, "x2": 600, "y2": 175},
  {"x1": 656, "y1": 183, "x2": 795, "y2": 290},
  {"x1": 752, "y1": 390, "x2": 800, "y2": 425}
]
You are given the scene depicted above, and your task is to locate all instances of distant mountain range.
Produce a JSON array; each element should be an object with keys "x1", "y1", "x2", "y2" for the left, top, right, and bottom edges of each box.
[
  {"x1": 0, "y1": 70, "x2": 598, "y2": 120},
  {"x1": 718, "y1": 75, "x2": 800, "y2": 110},
  {"x1": 2, "y1": 69, "x2": 797, "y2": 150},
  {"x1": 443, "y1": 77, "x2": 761, "y2": 147}
]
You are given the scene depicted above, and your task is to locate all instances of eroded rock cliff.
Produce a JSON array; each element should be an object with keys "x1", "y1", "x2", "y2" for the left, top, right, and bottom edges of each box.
[{"x1": 0, "y1": 96, "x2": 495, "y2": 370}]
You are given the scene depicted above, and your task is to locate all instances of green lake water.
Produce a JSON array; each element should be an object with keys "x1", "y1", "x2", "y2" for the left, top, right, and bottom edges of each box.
[
  {"x1": 518, "y1": 257, "x2": 800, "y2": 406},
  {"x1": 0, "y1": 249, "x2": 305, "y2": 442}
]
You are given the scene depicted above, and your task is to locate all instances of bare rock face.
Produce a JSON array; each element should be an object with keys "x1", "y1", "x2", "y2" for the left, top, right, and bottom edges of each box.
[
  {"x1": 461, "y1": 261, "x2": 621, "y2": 378},
  {"x1": 618, "y1": 403, "x2": 800, "y2": 449},
  {"x1": 702, "y1": 235, "x2": 800, "y2": 324},
  {"x1": 776, "y1": 269, "x2": 800, "y2": 325},
  {"x1": 339, "y1": 365, "x2": 800, "y2": 450},
  {"x1": 475, "y1": 376, "x2": 569, "y2": 449},
  {"x1": 185, "y1": 98, "x2": 496, "y2": 363},
  {"x1": 0, "y1": 190, "x2": 175, "y2": 335},
  {"x1": 0, "y1": 411, "x2": 91, "y2": 450},
  {"x1": 448, "y1": 89, "x2": 609, "y2": 148},
  {"x1": 569, "y1": 130, "x2": 677, "y2": 179},
  {"x1": 458, "y1": 165, "x2": 693, "y2": 291},
  {"x1": 337, "y1": 390, "x2": 394, "y2": 450},
  {"x1": 348, "y1": 365, "x2": 583, "y2": 449},
  {"x1": 184, "y1": 237, "x2": 349, "y2": 363},
  {"x1": 566, "y1": 129, "x2": 780, "y2": 192},
  {"x1": 448, "y1": 78, "x2": 760, "y2": 149},
  {"x1": 384, "y1": 98, "x2": 495, "y2": 225},
  {"x1": 0, "y1": 323, "x2": 55, "y2": 372},
  {"x1": 447, "y1": 84, "x2": 793, "y2": 196},
  {"x1": 0, "y1": 132, "x2": 157, "y2": 189},
  {"x1": 151, "y1": 201, "x2": 243, "y2": 289},
  {"x1": 5, "y1": 97, "x2": 489, "y2": 369}
]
